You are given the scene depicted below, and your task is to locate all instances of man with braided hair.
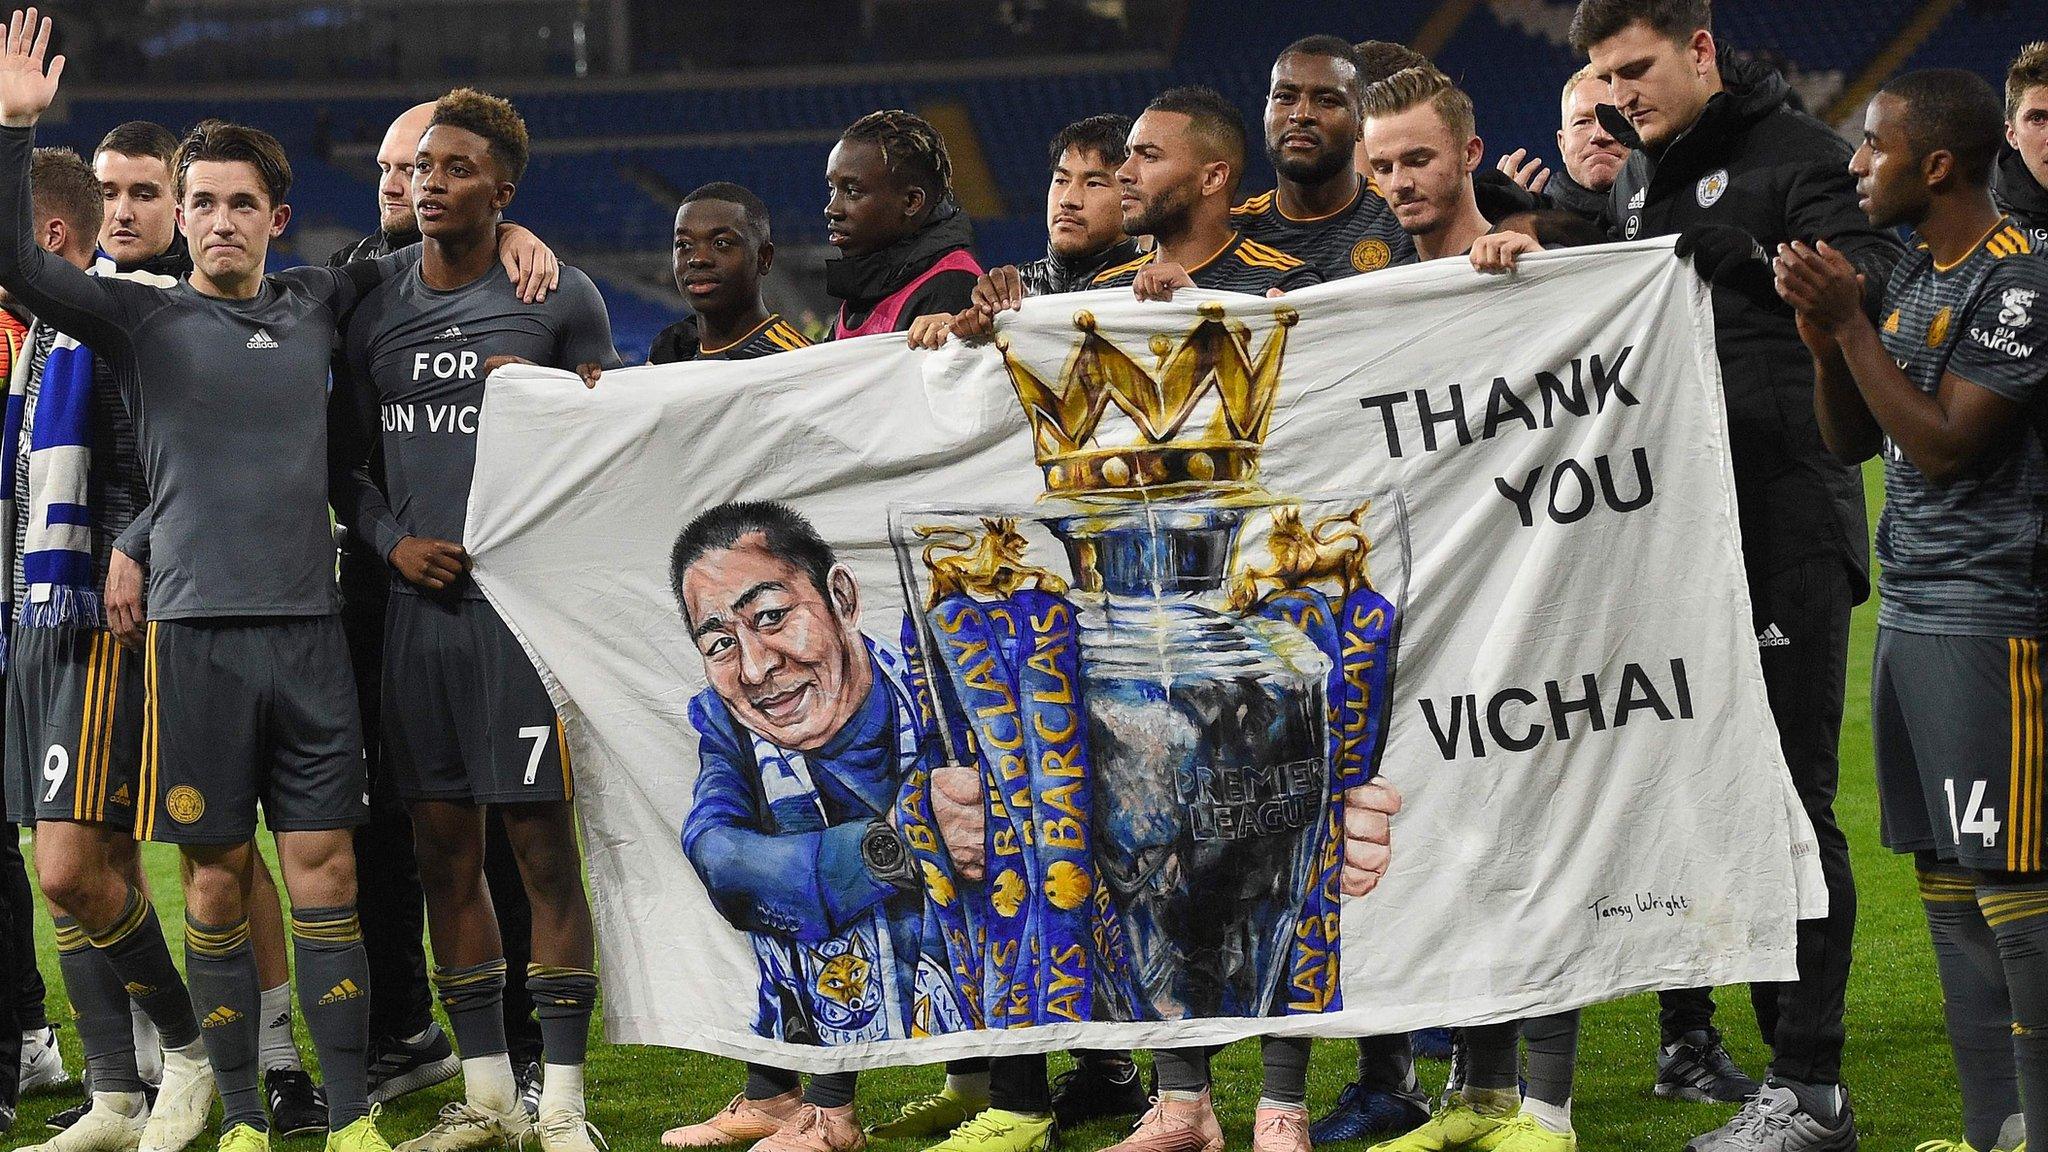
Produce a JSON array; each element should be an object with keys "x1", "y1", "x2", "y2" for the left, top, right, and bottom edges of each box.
[{"x1": 824, "y1": 110, "x2": 982, "y2": 338}]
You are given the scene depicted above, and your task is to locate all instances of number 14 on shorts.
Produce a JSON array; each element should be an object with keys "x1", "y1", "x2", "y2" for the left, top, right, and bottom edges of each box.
[{"x1": 1946, "y1": 777, "x2": 2003, "y2": 848}]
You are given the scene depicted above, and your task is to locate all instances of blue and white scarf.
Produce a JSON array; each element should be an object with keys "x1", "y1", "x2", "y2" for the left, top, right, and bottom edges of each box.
[
  {"x1": 745, "y1": 644, "x2": 972, "y2": 1043},
  {"x1": 0, "y1": 256, "x2": 169, "y2": 659}
]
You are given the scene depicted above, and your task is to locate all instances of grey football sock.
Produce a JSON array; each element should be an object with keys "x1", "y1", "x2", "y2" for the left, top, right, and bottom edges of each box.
[
  {"x1": 433, "y1": 959, "x2": 509, "y2": 1059},
  {"x1": 744, "y1": 1064, "x2": 800, "y2": 1100},
  {"x1": 1259, "y1": 1036, "x2": 1310, "y2": 1106},
  {"x1": 293, "y1": 906, "x2": 372, "y2": 1128},
  {"x1": 1921, "y1": 862, "x2": 2018, "y2": 1151},
  {"x1": 90, "y1": 886, "x2": 200, "y2": 1050},
  {"x1": 1521, "y1": 1010, "x2": 1581, "y2": 1109},
  {"x1": 525, "y1": 964, "x2": 598, "y2": 1066},
  {"x1": 1151, "y1": 1046, "x2": 1212, "y2": 1093},
  {"x1": 1355, "y1": 1034, "x2": 1418, "y2": 1093},
  {"x1": 55, "y1": 916, "x2": 144, "y2": 1095},
  {"x1": 1459, "y1": 1022, "x2": 1520, "y2": 1092},
  {"x1": 805, "y1": 1071, "x2": 858, "y2": 1109},
  {"x1": 185, "y1": 915, "x2": 265, "y2": 1131},
  {"x1": 1979, "y1": 876, "x2": 2048, "y2": 1152}
]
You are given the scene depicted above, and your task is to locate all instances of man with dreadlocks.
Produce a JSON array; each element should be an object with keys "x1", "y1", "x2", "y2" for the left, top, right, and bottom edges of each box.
[{"x1": 824, "y1": 110, "x2": 983, "y2": 338}]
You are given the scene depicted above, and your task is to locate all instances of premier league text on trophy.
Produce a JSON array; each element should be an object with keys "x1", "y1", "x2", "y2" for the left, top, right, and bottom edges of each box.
[{"x1": 1356, "y1": 344, "x2": 1699, "y2": 764}]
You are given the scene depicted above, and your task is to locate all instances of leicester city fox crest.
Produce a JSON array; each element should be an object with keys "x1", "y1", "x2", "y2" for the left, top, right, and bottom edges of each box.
[{"x1": 1695, "y1": 168, "x2": 1729, "y2": 208}]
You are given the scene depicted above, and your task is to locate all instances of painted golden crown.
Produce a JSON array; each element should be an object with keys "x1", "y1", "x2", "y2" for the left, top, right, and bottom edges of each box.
[{"x1": 997, "y1": 301, "x2": 1298, "y2": 497}]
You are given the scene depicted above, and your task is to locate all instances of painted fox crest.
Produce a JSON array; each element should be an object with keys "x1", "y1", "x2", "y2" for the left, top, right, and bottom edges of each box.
[{"x1": 813, "y1": 934, "x2": 875, "y2": 1009}]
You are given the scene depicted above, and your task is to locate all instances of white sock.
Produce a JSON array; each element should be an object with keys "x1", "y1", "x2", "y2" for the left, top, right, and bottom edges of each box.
[
  {"x1": 944, "y1": 1071, "x2": 989, "y2": 1100},
  {"x1": 1256, "y1": 1097, "x2": 1305, "y2": 1113},
  {"x1": 98, "y1": 1089, "x2": 149, "y2": 1118},
  {"x1": 465, "y1": 1054, "x2": 520, "y2": 1116},
  {"x1": 538, "y1": 1062, "x2": 585, "y2": 1117},
  {"x1": 1460, "y1": 1086, "x2": 1521, "y2": 1116},
  {"x1": 258, "y1": 982, "x2": 301, "y2": 1072},
  {"x1": 166, "y1": 1037, "x2": 208, "y2": 1065},
  {"x1": 1159, "y1": 1090, "x2": 1204, "y2": 1103},
  {"x1": 132, "y1": 1006, "x2": 163, "y2": 1085},
  {"x1": 402, "y1": 1023, "x2": 436, "y2": 1047},
  {"x1": 1994, "y1": 1112, "x2": 2026, "y2": 1152},
  {"x1": 1522, "y1": 1097, "x2": 1572, "y2": 1133}
]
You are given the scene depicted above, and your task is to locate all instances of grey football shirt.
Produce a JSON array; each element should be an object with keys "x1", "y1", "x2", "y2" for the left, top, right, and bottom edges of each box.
[
  {"x1": 1876, "y1": 218, "x2": 2048, "y2": 635},
  {"x1": 0, "y1": 125, "x2": 409, "y2": 620},
  {"x1": 330, "y1": 258, "x2": 618, "y2": 597}
]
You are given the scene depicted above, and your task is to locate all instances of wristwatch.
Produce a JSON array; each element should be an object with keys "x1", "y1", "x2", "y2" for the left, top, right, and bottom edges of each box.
[{"x1": 860, "y1": 820, "x2": 920, "y2": 890}]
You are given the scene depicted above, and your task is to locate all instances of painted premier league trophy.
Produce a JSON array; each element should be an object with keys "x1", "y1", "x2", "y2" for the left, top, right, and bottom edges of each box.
[{"x1": 890, "y1": 301, "x2": 1405, "y2": 1032}]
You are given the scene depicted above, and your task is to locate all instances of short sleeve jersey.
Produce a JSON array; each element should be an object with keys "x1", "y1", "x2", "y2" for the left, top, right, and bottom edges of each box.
[
  {"x1": 697, "y1": 314, "x2": 813, "y2": 361},
  {"x1": 1229, "y1": 179, "x2": 1416, "y2": 280},
  {"x1": 1090, "y1": 232, "x2": 1324, "y2": 293},
  {"x1": 1876, "y1": 219, "x2": 2048, "y2": 635}
]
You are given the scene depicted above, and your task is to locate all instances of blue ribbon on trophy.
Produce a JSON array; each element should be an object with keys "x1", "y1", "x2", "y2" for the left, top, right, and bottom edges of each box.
[
  {"x1": 1234, "y1": 506, "x2": 1400, "y2": 1014},
  {"x1": 890, "y1": 301, "x2": 1404, "y2": 1026},
  {"x1": 950, "y1": 595, "x2": 1043, "y2": 1027},
  {"x1": 1008, "y1": 588, "x2": 1098, "y2": 1025}
]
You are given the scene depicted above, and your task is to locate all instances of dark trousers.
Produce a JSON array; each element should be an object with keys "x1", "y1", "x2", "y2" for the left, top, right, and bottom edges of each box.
[
  {"x1": 343, "y1": 545, "x2": 542, "y2": 1063},
  {"x1": 0, "y1": 820, "x2": 32, "y2": 1114},
  {"x1": 2, "y1": 825, "x2": 41, "y2": 1034},
  {"x1": 1657, "y1": 559, "x2": 1855, "y2": 1086}
]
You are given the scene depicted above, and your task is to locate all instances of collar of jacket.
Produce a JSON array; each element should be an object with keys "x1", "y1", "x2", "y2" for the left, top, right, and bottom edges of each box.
[
  {"x1": 1043, "y1": 236, "x2": 1141, "y2": 285},
  {"x1": 1542, "y1": 167, "x2": 1611, "y2": 219},
  {"x1": 1994, "y1": 145, "x2": 2048, "y2": 224},
  {"x1": 824, "y1": 198, "x2": 975, "y2": 306},
  {"x1": 1598, "y1": 52, "x2": 1790, "y2": 178},
  {"x1": 123, "y1": 231, "x2": 192, "y2": 279}
]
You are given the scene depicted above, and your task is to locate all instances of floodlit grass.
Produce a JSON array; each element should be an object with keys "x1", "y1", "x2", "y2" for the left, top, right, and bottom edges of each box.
[{"x1": 3, "y1": 464, "x2": 1955, "y2": 1151}]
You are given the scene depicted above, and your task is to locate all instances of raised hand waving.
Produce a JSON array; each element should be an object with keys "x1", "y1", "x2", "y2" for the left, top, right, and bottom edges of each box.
[{"x1": 0, "y1": 8, "x2": 62, "y2": 129}]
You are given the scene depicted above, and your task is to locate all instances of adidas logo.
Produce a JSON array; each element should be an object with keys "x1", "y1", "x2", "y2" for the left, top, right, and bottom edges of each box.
[
  {"x1": 201, "y1": 1006, "x2": 243, "y2": 1028},
  {"x1": 245, "y1": 328, "x2": 278, "y2": 350},
  {"x1": 1757, "y1": 623, "x2": 1791, "y2": 648},
  {"x1": 124, "y1": 981, "x2": 156, "y2": 998},
  {"x1": 269, "y1": 1011, "x2": 291, "y2": 1028},
  {"x1": 319, "y1": 978, "x2": 364, "y2": 1005},
  {"x1": 435, "y1": 325, "x2": 464, "y2": 340},
  {"x1": 1627, "y1": 188, "x2": 1646, "y2": 209},
  {"x1": 110, "y1": 784, "x2": 130, "y2": 805}
]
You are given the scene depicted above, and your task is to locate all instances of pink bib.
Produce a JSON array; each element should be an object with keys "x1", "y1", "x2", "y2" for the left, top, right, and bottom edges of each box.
[{"x1": 833, "y1": 249, "x2": 984, "y2": 339}]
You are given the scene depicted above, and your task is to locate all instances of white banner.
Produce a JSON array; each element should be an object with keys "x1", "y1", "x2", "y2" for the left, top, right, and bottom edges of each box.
[{"x1": 466, "y1": 237, "x2": 1821, "y2": 1071}]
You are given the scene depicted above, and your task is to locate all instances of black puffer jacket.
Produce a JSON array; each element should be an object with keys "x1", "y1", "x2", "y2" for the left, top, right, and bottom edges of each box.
[
  {"x1": 1018, "y1": 237, "x2": 1142, "y2": 297},
  {"x1": 1538, "y1": 167, "x2": 1610, "y2": 223},
  {"x1": 1994, "y1": 145, "x2": 2048, "y2": 238},
  {"x1": 1601, "y1": 55, "x2": 1902, "y2": 596}
]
